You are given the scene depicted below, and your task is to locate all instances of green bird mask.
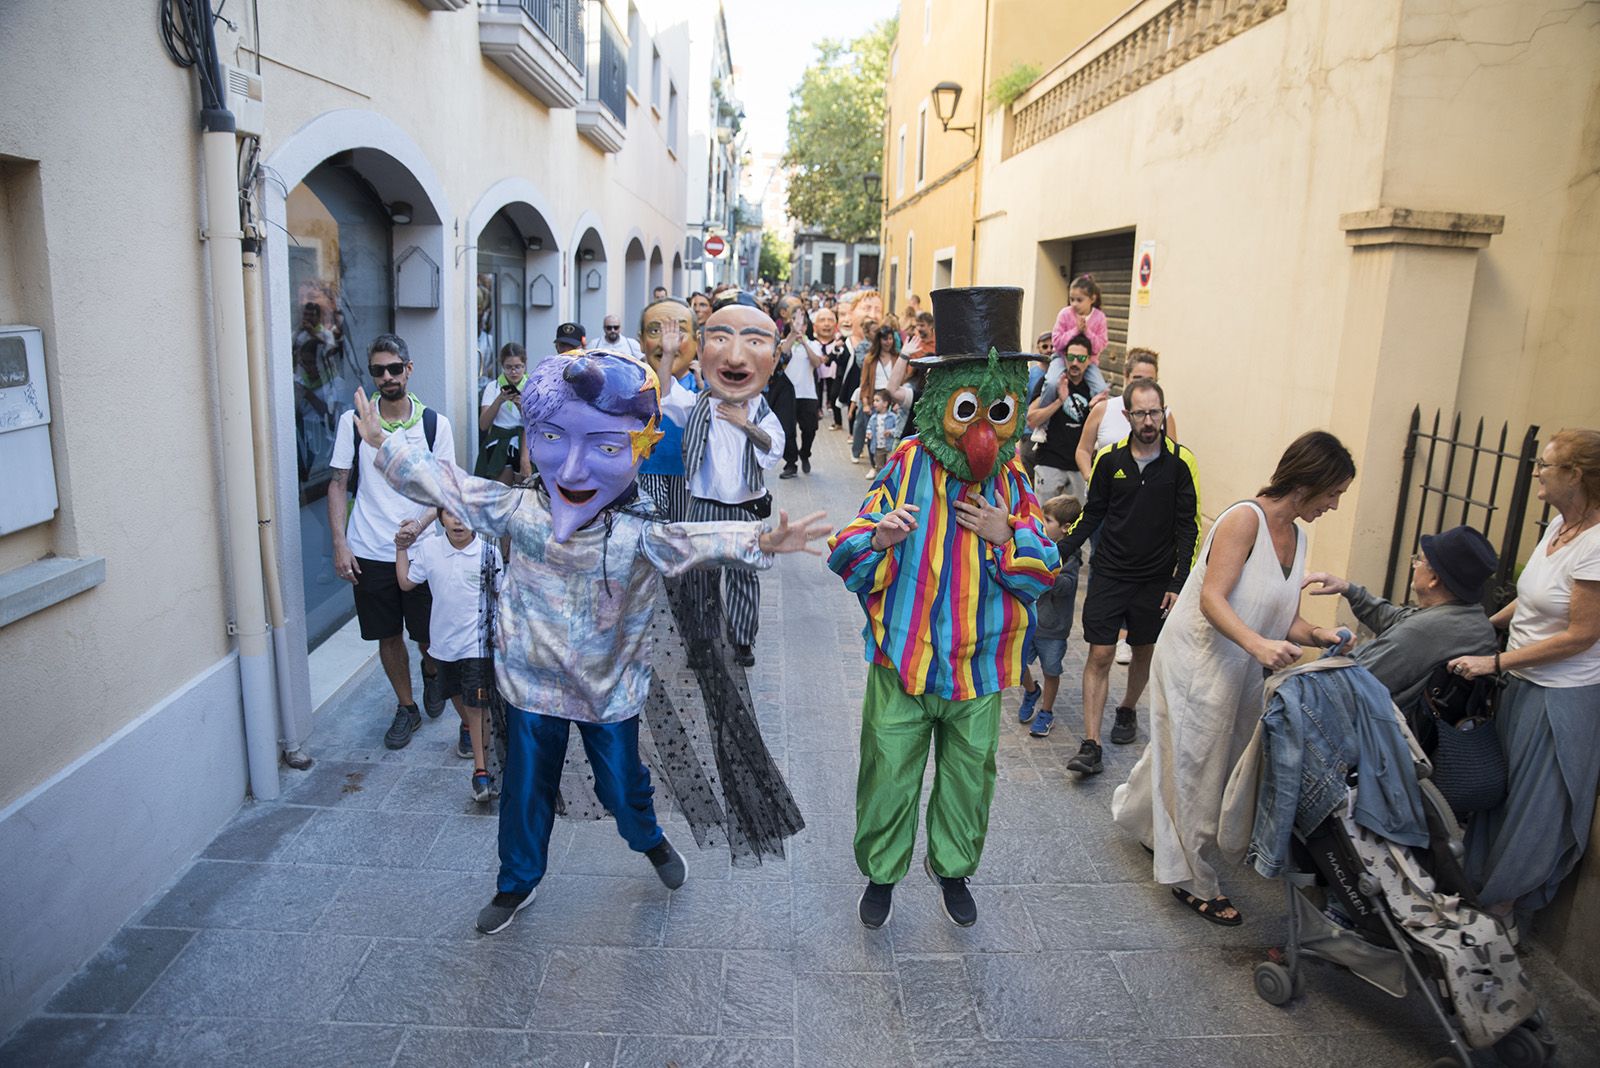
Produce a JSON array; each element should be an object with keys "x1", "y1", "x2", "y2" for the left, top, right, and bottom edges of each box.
[{"x1": 913, "y1": 348, "x2": 1029, "y2": 483}]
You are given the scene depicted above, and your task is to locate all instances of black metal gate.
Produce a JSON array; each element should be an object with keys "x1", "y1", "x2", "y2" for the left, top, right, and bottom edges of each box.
[{"x1": 1384, "y1": 407, "x2": 1543, "y2": 610}]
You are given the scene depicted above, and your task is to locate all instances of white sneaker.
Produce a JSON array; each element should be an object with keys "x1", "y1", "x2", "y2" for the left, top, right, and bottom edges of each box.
[
  {"x1": 1115, "y1": 639, "x2": 1133, "y2": 665},
  {"x1": 850, "y1": 454, "x2": 862, "y2": 464},
  {"x1": 866, "y1": 467, "x2": 878, "y2": 479}
]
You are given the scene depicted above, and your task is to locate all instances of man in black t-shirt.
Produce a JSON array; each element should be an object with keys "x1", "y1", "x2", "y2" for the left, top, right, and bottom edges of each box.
[{"x1": 1024, "y1": 333, "x2": 1095, "y2": 503}]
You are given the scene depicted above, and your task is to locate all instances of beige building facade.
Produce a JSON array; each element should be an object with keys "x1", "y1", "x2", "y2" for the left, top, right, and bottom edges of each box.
[
  {"x1": 978, "y1": 0, "x2": 1600, "y2": 988},
  {"x1": 879, "y1": 0, "x2": 1122, "y2": 314},
  {"x1": 0, "y1": 0, "x2": 713, "y2": 1032}
]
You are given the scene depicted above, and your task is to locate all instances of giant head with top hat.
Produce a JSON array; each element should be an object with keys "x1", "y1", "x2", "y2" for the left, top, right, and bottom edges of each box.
[{"x1": 911, "y1": 286, "x2": 1032, "y2": 483}]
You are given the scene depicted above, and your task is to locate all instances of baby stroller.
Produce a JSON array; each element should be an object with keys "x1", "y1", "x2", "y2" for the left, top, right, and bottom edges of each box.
[{"x1": 1236, "y1": 660, "x2": 1557, "y2": 1068}]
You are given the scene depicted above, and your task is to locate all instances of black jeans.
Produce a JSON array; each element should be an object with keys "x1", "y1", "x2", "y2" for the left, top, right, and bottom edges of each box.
[
  {"x1": 822, "y1": 377, "x2": 843, "y2": 426},
  {"x1": 786, "y1": 398, "x2": 821, "y2": 467}
]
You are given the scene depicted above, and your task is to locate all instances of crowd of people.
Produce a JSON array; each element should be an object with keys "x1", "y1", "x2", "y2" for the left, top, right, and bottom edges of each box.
[{"x1": 323, "y1": 275, "x2": 1599, "y2": 950}]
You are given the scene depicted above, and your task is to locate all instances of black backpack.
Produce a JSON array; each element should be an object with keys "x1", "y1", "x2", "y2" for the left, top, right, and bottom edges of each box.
[{"x1": 347, "y1": 406, "x2": 437, "y2": 498}]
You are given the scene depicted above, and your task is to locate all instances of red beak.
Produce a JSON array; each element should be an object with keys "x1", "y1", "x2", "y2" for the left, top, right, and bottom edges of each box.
[{"x1": 959, "y1": 420, "x2": 998, "y2": 482}]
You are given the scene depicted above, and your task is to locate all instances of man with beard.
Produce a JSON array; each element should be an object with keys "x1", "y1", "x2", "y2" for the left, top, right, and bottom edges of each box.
[
  {"x1": 328, "y1": 333, "x2": 455, "y2": 749},
  {"x1": 1054, "y1": 378, "x2": 1201, "y2": 776},
  {"x1": 659, "y1": 293, "x2": 785, "y2": 668}
]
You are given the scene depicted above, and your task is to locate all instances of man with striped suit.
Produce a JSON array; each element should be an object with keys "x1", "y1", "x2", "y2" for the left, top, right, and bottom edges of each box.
[
  {"x1": 659, "y1": 293, "x2": 785, "y2": 668},
  {"x1": 828, "y1": 287, "x2": 1061, "y2": 930}
]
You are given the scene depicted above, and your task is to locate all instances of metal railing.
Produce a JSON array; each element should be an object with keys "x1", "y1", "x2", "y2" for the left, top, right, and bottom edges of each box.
[
  {"x1": 489, "y1": 0, "x2": 585, "y2": 73},
  {"x1": 594, "y1": 6, "x2": 627, "y2": 123},
  {"x1": 1384, "y1": 407, "x2": 1547, "y2": 611},
  {"x1": 1010, "y1": 0, "x2": 1285, "y2": 155}
]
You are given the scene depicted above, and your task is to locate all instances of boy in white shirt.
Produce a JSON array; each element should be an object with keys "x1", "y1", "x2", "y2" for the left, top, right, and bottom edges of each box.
[{"x1": 397, "y1": 509, "x2": 504, "y2": 802}]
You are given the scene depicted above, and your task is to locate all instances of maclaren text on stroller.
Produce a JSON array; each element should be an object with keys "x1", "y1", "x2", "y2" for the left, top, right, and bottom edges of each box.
[{"x1": 1220, "y1": 656, "x2": 1557, "y2": 1068}]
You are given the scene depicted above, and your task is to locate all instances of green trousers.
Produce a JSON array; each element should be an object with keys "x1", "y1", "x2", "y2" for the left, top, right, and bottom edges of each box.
[{"x1": 854, "y1": 664, "x2": 1001, "y2": 883}]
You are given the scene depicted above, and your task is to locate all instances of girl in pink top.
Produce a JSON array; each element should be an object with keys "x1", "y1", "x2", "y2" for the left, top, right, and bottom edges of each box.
[{"x1": 1051, "y1": 274, "x2": 1109, "y2": 396}]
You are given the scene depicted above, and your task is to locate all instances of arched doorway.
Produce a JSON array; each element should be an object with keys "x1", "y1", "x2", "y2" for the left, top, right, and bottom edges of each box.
[
  {"x1": 648, "y1": 245, "x2": 665, "y2": 296},
  {"x1": 671, "y1": 251, "x2": 684, "y2": 297},
  {"x1": 281, "y1": 151, "x2": 443, "y2": 650},
  {"x1": 624, "y1": 237, "x2": 647, "y2": 333},
  {"x1": 571, "y1": 225, "x2": 608, "y2": 337}
]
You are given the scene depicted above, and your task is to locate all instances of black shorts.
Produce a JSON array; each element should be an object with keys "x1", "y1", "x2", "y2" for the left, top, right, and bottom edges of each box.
[
  {"x1": 435, "y1": 656, "x2": 494, "y2": 708},
  {"x1": 1081, "y1": 572, "x2": 1168, "y2": 647},
  {"x1": 353, "y1": 557, "x2": 432, "y2": 643}
]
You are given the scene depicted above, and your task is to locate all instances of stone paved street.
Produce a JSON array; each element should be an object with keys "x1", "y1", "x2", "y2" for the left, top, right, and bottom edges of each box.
[{"x1": 6, "y1": 427, "x2": 1598, "y2": 1067}]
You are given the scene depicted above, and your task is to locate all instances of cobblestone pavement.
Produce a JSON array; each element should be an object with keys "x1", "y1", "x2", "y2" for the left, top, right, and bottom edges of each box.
[{"x1": 7, "y1": 426, "x2": 1598, "y2": 1067}]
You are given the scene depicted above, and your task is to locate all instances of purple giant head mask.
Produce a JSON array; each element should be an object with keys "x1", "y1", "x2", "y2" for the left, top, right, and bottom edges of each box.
[{"x1": 520, "y1": 350, "x2": 664, "y2": 542}]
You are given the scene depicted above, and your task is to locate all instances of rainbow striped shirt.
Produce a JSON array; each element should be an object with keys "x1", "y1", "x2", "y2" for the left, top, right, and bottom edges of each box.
[{"x1": 828, "y1": 437, "x2": 1061, "y2": 700}]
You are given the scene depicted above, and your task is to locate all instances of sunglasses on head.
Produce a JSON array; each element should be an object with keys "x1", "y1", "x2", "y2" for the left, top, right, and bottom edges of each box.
[{"x1": 369, "y1": 362, "x2": 407, "y2": 378}]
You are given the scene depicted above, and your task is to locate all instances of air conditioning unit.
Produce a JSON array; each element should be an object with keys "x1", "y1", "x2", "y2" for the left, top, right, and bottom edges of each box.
[{"x1": 222, "y1": 63, "x2": 266, "y2": 138}]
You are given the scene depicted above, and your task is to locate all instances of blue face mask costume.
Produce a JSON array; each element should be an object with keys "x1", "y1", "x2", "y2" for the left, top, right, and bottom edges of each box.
[{"x1": 519, "y1": 350, "x2": 664, "y2": 541}]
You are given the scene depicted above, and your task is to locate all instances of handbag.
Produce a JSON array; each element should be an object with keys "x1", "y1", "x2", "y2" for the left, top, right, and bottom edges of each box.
[{"x1": 1410, "y1": 663, "x2": 1507, "y2": 818}]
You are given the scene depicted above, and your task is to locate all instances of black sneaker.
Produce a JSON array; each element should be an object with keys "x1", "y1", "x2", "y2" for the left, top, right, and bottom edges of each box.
[
  {"x1": 858, "y1": 881, "x2": 894, "y2": 929},
  {"x1": 779, "y1": 466, "x2": 799, "y2": 480},
  {"x1": 476, "y1": 888, "x2": 535, "y2": 934},
  {"x1": 1066, "y1": 738, "x2": 1103, "y2": 775},
  {"x1": 384, "y1": 705, "x2": 422, "y2": 749},
  {"x1": 924, "y1": 855, "x2": 977, "y2": 927},
  {"x1": 422, "y1": 670, "x2": 446, "y2": 718},
  {"x1": 801, "y1": 458, "x2": 812, "y2": 474},
  {"x1": 733, "y1": 644, "x2": 756, "y2": 667},
  {"x1": 646, "y1": 838, "x2": 687, "y2": 889},
  {"x1": 1110, "y1": 706, "x2": 1138, "y2": 745}
]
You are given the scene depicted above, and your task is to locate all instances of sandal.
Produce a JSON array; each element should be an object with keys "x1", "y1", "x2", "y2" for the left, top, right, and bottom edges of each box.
[{"x1": 1172, "y1": 887, "x2": 1243, "y2": 927}]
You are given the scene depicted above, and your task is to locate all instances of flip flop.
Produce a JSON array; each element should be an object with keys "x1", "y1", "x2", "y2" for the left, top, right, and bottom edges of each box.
[{"x1": 1173, "y1": 887, "x2": 1243, "y2": 926}]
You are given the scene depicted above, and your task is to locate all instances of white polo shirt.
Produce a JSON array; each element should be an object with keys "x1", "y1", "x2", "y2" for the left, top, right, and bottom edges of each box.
[
  {"x1": 784, "y1": 338, "x2": 821, "y2": 401},
  {"x1": 406, "y1": 534, "x2": 501, "y2": 663},
  {"x1": 332, "y1": 400, "x2": 455, "y2": 561},
  {"x1": 659, "y1": 378, "x2": 785, "y2": 504}
]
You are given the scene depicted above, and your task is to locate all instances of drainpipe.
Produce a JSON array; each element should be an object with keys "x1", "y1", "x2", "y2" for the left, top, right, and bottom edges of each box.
[
  {"x1": 195, "y1": 35, "x2": 282, "y2": 800},
  {"x1": 242, "y1": 235, "x2": 313, "y2": 770}
]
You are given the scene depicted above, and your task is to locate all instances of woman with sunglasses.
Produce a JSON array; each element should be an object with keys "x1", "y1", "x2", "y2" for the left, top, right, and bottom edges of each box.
[{"x1": 1449, "y1": 429, "x2": 1600, "y2": 927}]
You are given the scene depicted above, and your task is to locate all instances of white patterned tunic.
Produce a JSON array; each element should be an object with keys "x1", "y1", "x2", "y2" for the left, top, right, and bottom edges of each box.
[{"x1": 375, "y1": 436, "x2": 772, "y2": 724}]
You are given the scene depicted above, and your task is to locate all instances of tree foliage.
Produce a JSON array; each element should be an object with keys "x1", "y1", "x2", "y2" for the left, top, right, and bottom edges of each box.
[
  {"x1": 781, "y1": 18, "x2": 895, "y2": 244},
  {"x1": 759, "y1": 230, "x2": 792, "y2": 282}
]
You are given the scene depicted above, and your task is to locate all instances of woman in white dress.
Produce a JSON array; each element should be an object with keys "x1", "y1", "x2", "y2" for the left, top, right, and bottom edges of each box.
[{"x1": 1112, "y1": 431, "x2": 1357, "y2": 925}]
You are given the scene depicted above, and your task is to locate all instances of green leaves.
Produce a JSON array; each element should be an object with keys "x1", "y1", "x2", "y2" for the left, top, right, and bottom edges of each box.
[{"x1": 781, "y1": 18, "x2": 896, "y2": 243}]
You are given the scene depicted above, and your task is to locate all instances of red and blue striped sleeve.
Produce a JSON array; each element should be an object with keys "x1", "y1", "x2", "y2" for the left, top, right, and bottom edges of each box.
[{"x1": 985, "y1": 460, "x2": 1060, "y2": 603}]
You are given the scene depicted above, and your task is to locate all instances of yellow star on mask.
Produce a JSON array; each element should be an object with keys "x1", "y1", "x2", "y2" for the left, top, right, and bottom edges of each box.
[{"x1": 631, "y1": 415, "x2": 665, "y2": 463}]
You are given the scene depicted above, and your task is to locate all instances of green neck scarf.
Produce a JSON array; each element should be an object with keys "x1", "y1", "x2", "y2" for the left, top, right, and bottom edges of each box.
[{"x1": 373, "y1": 392, "x2": 423, "y2": 431}]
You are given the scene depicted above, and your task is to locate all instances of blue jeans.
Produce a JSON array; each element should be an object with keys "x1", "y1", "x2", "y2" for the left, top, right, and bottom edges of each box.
[
  {"x1": 497, "y1": 707, "x2": 664, "y2": 893},
  {"x1": 851, "y1": 405, "x2": 870, "y2": 460}
]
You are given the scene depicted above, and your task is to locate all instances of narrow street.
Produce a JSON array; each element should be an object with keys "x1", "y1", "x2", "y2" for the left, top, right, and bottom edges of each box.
[{"x1": 6, "y1": 426, "x2": 1597, "y2": 1067}]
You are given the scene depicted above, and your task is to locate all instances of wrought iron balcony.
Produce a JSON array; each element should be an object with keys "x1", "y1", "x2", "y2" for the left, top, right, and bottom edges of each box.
[
  {"x1": 576, "y1": 0, "x2": 627, "y2": 152},
  {"x1": 479, "y1": 0, "x2": 586, "y2": 110}
]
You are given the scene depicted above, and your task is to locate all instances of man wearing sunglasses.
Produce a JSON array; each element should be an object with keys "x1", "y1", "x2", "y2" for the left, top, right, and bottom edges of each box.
[
  {"x1": 328, "y1": 333, "x2": 456, "y2": 749},
  {"x1": 1054, "y1": 377, "x2": 1201, "y2": 776}
]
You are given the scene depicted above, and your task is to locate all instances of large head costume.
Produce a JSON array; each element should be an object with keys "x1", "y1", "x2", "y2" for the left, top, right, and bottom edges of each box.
[
  {"x1": 521, "y1": 350, "x2": 663, "y2": 542},
  {"x1": 700, "y1": 293, "x2": 779, "y2": 402},
  {"x1": 910, "y1": 287, "x2": 1031, "y2": 484},
  {"x1": 640, "y1": 297, "x2": 698, "y2": 380}
]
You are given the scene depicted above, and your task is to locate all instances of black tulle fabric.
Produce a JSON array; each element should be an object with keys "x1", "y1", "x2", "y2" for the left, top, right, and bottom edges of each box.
[{"x1": 481, "y1": 492, "x2": 804, "y2": 866}]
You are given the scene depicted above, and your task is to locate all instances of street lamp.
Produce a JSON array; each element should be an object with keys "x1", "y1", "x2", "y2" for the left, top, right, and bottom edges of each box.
[
  {"x1": 862, "y1": 172, "x2": 881, "y2": 199},
  {"x1": 930, "y1": 81, "x2": 975, "y2": 138}
]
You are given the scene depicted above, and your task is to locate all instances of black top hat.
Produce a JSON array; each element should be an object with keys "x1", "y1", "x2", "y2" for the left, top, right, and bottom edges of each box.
[
  {"x1": 912, "y1": 286, "x2": 1031, "y2": 366},
  {"x1": 1418, "y1": 525, "x2": 1498, "y2": 603}
]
